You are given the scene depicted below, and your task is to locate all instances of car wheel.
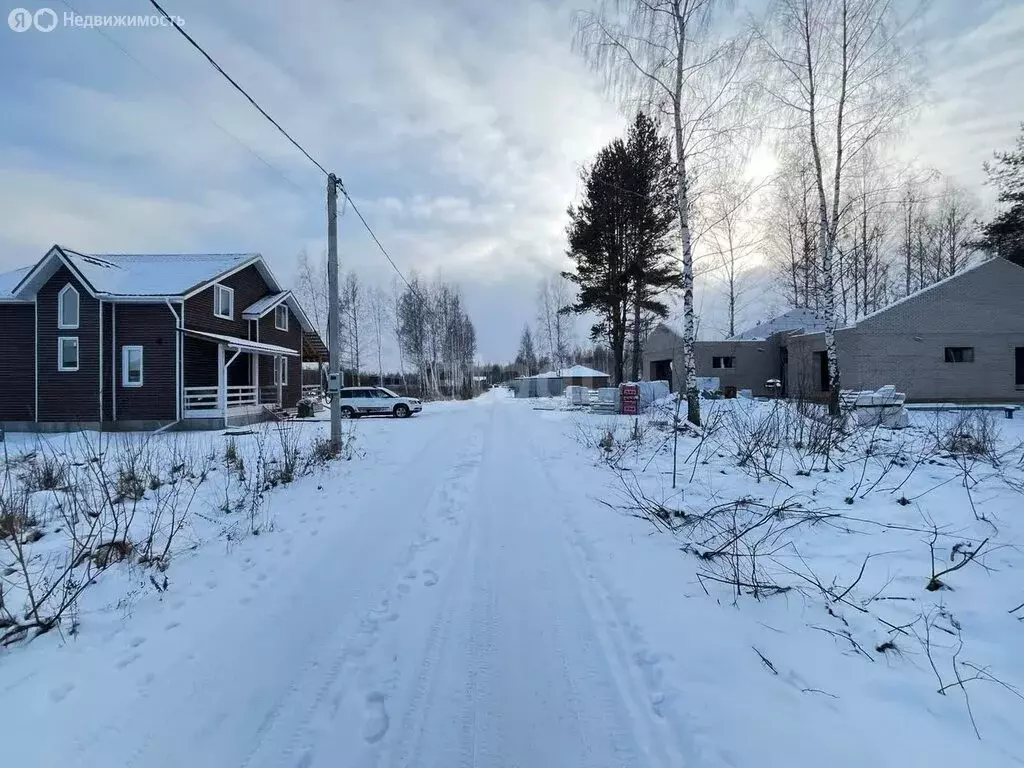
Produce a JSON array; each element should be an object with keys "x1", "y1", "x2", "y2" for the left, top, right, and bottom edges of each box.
[
  {"x1": 340, "y1": 406, "x2": 355, "y2": 419},
  {"x1": 393, "y1": 404, "x2": 410, "y2": 419}
]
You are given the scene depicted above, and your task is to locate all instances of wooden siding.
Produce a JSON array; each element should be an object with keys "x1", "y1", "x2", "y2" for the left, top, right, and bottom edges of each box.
[
  {"x1": 102, "y1": 303, "x2": 114, "y2": 421},
  {"x1": 37, "y1": 266, "x2": 100, "y2": 422},
  {"x1": 184, "y1": 335, "x2": 218, "y2": 388},
  {"x1": 184, "y1": 264, "x2": 269, "y2": 337},
  {"x1": 0, "y1": 303, "x2": 36, "y2": 421},
  {"x1": 258, "y1": 304, "x2": 302, "y2": 407},
  {"x1": 258, "y1": 356, "x2": 301, "y2": 407},
  {"x1": 114, "y1": 304, "x2": 177, "y2": 421}
]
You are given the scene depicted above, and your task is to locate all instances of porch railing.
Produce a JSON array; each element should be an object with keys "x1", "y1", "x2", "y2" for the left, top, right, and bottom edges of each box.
[
  {"x1": 183, "y1": 386, "x2": 219, "y2": 412},
  {"x1": 184, "y1": 385, "x2": 258, "y2": 414}
]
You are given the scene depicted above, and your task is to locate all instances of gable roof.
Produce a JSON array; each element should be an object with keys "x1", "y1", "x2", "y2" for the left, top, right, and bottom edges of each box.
[
  {"x1": 730, "y1": 309, "x2": 827, "y2": 340},
  {"x1": 3, "y1": 245, "x2": 265, "y2": 300},
  {"x1": 841, "y1": 257, "x2": 1012, "y2": 329},
  {"x1": 62, "y1": 249, "x2": 259, "y2": 297}
]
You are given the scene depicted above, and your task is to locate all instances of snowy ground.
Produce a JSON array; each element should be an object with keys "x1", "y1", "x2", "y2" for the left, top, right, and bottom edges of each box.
[{"x1": 0, "y1": 391, "x2": 1022, "y2": 767}]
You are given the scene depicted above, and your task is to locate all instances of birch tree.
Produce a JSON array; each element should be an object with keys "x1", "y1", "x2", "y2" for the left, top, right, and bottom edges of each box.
[
  {"x1": 536, "y1": 274, "x2": 573, "y2": 373},
  {"x1": 706, "y1": 174, "x2": 762, "y2": 337},
  {"x1": 576, "y1": 0, "x2": 754, "y2": 425},
  {"x1": 756, "y1": 0, "x2": 921, "y2": 412},
  {"x1": 368, "y1": 285, "x2": 389, "y2": 386},
  {"x1": 294, "y1": 249, "x2": 328, "y2": 341}
]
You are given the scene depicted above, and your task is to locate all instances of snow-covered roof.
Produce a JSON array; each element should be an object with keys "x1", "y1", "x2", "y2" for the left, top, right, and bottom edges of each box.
[
  {"x1": 242, "y1": 292, "x2": 289, "y2": 317},
  {"x1": 729, "y1": 309, "x2": 827, "y2": 340},
  {"x1": 523, "y1": 365, "x2": 610, "y2": 380},
  {"x1": 1, "y1": 246, "x2": 264, "y2": 299},
  {"x1": 559, "y1": 365, "x2": 610, "y2": 378},
  {"x1": 60, "y1": 248, "x2": 258, "y2": 296},
  {"x1": 0, "y1": 266, "x2": 31, "y2": 301},
  {"x1": 182, "y1": 329, "x2": 299, "y2": 357}
]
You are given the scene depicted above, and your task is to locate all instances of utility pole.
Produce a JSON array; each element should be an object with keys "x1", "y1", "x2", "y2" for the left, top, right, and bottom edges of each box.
[{"x1": 327, "y1": 173, "x2": 342, "y2": 449}]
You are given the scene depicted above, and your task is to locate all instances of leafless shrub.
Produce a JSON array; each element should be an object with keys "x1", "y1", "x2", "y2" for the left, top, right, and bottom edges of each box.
[
  {"x1": 20, "y1": 450, "x2": 69, "y2": 492},
  {"x1": 926, "y1": 524, "x2": 990, "y2": 592}
]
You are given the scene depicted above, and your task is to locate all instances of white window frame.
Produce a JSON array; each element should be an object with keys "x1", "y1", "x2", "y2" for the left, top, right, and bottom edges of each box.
[
  {"x1": 213, "y1": 284, "x2": 234, "y2": 320},
  {"x1": 122, "y1": 345, "x2": 144, "y2": 387},
  {"x1": 58, "y1": 284, "x2": 80, "y2": 329},
  {"x1": 275, "y1": 356, "x2": 288, "y2": 385},
  {"x1": 58, "y1": 336, "x2": 79, "y2": 372},
  {"x1": 712, "y1": 356, "x2": 735, "y2": 370},
  {"x1": 275, "y1": 303, "x2": 289, "y2": 331}
]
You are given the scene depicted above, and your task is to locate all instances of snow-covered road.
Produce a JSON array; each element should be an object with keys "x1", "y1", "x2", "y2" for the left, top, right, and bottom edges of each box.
[{"x1": 1, "y1": 397, "x2": 685, "y2": 768}]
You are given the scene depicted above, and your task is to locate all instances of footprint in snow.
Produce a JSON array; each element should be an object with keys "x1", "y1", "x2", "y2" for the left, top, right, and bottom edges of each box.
[
  {"x1": 128, "y1": 636, "x2": 146, "y2": 648},
  {"x1": 116, "y1": 652, "x2": 142, "y2": 669},
  {"x1": 363, "y1": 692, "x2": 390, "y2": 743},
  {"x1": 422, "y1": 570, "x2": 439, "y2": 587},
  {"x1": 165, "y1": 621, "x2": 181, "y2": 631},
  {"x1": 49, "y1": 682, "x2": 74, "y2": 703}
]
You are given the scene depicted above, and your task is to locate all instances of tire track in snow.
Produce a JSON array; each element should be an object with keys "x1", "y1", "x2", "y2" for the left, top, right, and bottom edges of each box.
[{"x1": 249, "y1": 405, "x2": 493, "y2": 768}]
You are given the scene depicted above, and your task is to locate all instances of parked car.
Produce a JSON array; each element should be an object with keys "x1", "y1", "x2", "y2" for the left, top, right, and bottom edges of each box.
[{"x1": 337, "y1": 387, "x2": 422, "y2": 418}]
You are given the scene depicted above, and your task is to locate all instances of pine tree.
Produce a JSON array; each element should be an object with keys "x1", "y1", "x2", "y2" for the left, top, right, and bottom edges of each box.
[
  {"x1": 563, "y1": 115, "x2": 678, "y2": 385},
  {"x1": 623, "y1": 113, "x2": 680, "y2": 381},
  {"x1": 979, "y1": 124, "x2": 1024, "y2": 266}
]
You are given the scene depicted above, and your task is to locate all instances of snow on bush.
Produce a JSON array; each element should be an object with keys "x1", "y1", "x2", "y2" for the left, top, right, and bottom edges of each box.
[
  {"x1": 0, "y1": 423, "x2": 354, "y2": 647},
  {"x1": 574, "y1": 397, "x2": 1024, "y2": 750}
]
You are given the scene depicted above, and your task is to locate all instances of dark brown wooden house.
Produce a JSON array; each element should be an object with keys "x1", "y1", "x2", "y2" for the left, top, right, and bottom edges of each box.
[{"x1": 0, "y1": 245, "x2": 328, "y2": 431}]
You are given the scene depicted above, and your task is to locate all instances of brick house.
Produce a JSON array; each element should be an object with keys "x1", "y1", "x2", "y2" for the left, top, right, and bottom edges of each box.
[
  {"x1": 643, "y1": 257, "x2": 1024, "y2": 403},
  {"x1": 0, "y1": 245, "x2": 328, "y2": 431}
]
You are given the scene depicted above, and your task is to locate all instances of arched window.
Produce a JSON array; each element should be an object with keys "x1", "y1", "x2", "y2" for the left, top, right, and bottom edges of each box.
[{"x1": 58, "y1": 284, "x2": 79, "y2": 329}]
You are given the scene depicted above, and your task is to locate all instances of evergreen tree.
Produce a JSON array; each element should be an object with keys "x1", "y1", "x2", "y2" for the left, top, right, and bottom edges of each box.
[
  {"x1": 623, "y1": 113, "x2": 680, "y2": 381},
  {"x1": 563, "y1": 114, "x2": 678, "y2": 384},
  {"x1": 979, "y1": 124, "x2": 1024, "y2": 266}
]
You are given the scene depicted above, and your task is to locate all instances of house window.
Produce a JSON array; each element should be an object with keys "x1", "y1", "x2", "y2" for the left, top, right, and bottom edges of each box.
[
  {"x1": 122, "y1": 345, "x2": 144, "y2": 387},
  {"x1": 58, "y1": 336, "x2": 79, "y2": 371},
  {"x1": 275, "y1": 356, "x2": 288, "y2": 385},
  {"x1": 944, "y1": 347, "x2": 974, "y2": 363},
  {"x1": 712, "y1": 356, "x2": 736, "y2": 369},
  {"x1": 58, "y1": 284, "x2": 79, "y2": 329},
  {"x1": 275, "y1": 304, "x2": 289, "y2": 331},
  {"x1": 214, "y1": 284, "x2": 234, "y2": 319}
]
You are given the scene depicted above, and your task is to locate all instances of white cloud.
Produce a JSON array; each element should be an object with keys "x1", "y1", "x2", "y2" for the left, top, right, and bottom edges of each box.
[{"x1": 0, "y1": 0, "x2": 1019, "y2": 359}]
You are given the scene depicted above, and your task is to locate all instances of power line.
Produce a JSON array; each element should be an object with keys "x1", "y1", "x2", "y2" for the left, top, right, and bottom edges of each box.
[
  {"x1": 148, "y1": 0, "x2": 331, "y2": 178},
  {"x1": 148, "y1": 0, "x2": 418, "y2": 295},
  {"x1": 56, "y1": 0, "x2": 308, "y2": 197},
  {"x1": 343, "y1": 195, "x2": 415, "y2": 293}
]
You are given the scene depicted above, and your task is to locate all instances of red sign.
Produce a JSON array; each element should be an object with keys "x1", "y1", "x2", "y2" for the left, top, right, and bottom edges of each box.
[{"x1": 620, "y1": 384, "x2": 640, "y2": 415}]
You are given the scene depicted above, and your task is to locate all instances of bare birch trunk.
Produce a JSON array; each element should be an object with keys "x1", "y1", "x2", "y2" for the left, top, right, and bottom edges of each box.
[{"x1": 672, "y1": 5, "x2": 700, "y2": 426}]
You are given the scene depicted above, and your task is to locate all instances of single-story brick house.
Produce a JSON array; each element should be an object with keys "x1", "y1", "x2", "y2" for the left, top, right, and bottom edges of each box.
[
  {"x1": 0, "y1": 245, "x2": 328, "y2": 431},
  {"x1": 643, "y1": 256, "x2": 1024, "y2": 403}
]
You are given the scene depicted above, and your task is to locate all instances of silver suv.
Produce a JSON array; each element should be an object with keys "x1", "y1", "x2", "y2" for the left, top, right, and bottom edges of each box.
[{"x1": 337, "y1": 387, "x2": 422, "y2": 418}]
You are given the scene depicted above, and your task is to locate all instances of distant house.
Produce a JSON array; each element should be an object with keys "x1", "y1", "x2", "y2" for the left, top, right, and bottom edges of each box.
[
  {"x1": 511, "y1": 365, "x2": 611, "y2": 398},
  {"x1": 0, "y1": 245, "x2": 328, "y2": 431},
  {"x1": 642, "y1": 257, "x2": 1024, "y2": 403}
]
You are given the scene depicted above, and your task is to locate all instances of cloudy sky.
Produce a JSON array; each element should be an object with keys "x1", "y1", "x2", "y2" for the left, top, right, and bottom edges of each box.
[{"x1": 1, "y1": 0, "x2": 1022, "y2": 363}]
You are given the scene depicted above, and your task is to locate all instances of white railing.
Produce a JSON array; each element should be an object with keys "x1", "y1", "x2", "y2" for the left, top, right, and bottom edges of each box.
[
  {"x1": 301, "y1": 385, "x2": 322, "y2": 400},
  {"x1": 227, "y1": 385, "x2": 258, "y2": 407},
  {"x1": 184, "y1": 385, "x2": 258, "y2": 414},
  {"x1": 184, "y1": 386, "x2": 219, "y2": 412}
]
